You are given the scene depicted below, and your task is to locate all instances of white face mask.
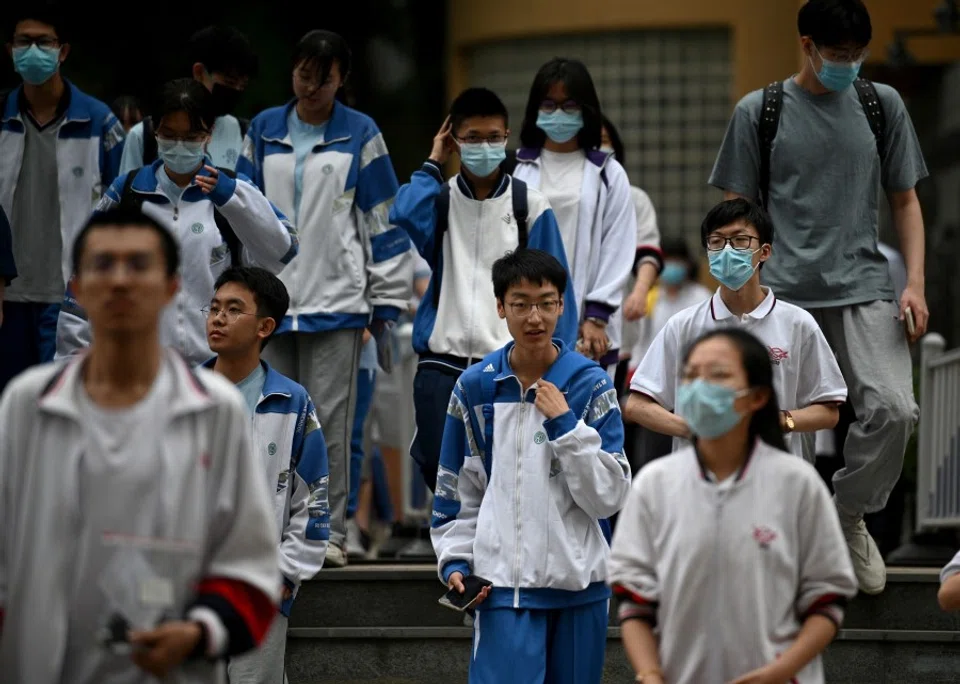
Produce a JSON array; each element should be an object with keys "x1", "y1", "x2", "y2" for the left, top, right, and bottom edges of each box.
[{"x1": 157, "y1": 139, "x2": 206, "y2": 175}]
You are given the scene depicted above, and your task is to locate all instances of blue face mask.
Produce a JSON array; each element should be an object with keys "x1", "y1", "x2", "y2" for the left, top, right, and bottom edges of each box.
[
  {"x1": 677, "y1": 379, "x2": 750, "y2": 439},
  {"x1": 812, "y1": 47, "x2": 862, "y2": 92},
  {"x1": 157, "y1": 139, "x2": 206, "y2": 175},
  {"x1": 458, "y1": 141, "x2": 507, "y2": 178},
  {"x1": 536, "y1": 110, "x2": 583, "y2": 144},
  {"x1": 660, "y1": 262, "x2": 687, "y2": 286},
  {"x1": 13, "y1": 45, "x2": 61, "y2": 86},
  {"x1": 708, "y1": 245, "x2": 760, "y2": 291}
]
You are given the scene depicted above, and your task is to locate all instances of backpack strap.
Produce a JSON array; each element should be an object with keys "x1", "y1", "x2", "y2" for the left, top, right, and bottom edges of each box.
[
  {"x1": 118, "y1": 169, "x2": 142, "y2": 210},
  {"x1": 212, "y1": 167, "x2": 242, "y2": 266},
  {"x1": 853, "y1": 78, "x2": 886, "y2": 163},
  {"x1": 479, "y1": 367, "x2": 497, "y2": 473},
  {"x1": 432, "y1": 183, "x2": 451, "y2": 309},
  {"x1": 141, "y1": 116, "x2": 158, "y2": 165},
  {"x1": 511, "y1": 177, "x2": 529, "y2": 249},
  {"x1": 238, "y1": 117, "x2": 250, "y2": 139},
  {"x1": 758, "y1": 80, "x2": 784, "y2": 210}
]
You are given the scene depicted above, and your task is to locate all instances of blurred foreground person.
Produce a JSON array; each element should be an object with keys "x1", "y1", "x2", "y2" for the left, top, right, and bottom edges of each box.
[{"x1": 0, "y1": 208, "x2": 279, "y2": 683}]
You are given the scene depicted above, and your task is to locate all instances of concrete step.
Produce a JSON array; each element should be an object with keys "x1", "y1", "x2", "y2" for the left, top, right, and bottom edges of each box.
[
  {"x1": 285, "y1": 626, "x2": 960, "y2": 683},
  {"x1": 290, "y1": 564, "x2": 958, "y2": 632}
]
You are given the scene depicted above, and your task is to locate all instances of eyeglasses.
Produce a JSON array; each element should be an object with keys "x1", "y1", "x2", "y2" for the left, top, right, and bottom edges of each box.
[
  {"x1": 539, "y1": 99, "x2": 581, "y2": 115},
  {"x1": 705, "y1": 235, "x2": 760, "y2": 252},
  {"x1": 456, "y1": 135, "x2": 508, "y2": 145},
  {"x1": 156, "y1": 132, "x2": 209, "y2": 144},
  {"x1": 12, "y1": 35, "x2": 59, "y2": 49},
  {"x1": 815, "y1": 44, "x2": 869, "y2": 64},
  {"x1": 201, "y1": 305, "x2": 258, "y2": 323},
  {"x1": 507, "y1": 300, "x2": 560, "y2": 317}
]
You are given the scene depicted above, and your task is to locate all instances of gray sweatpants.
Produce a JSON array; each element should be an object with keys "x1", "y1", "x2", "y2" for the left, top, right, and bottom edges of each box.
[
  {"x1": 227, "y1": 614, "x2": 288, "y2": 684},
  {"x1": 808, "y1": 299, "x2": 919, "y2": 515},
  {"x1": 264, "y1": 329, "x2": 363, "y2": 548}
]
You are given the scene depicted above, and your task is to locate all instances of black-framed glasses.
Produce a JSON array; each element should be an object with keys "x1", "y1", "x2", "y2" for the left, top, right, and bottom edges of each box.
[
  {"x1": 12, "y1": 35, "x2": 59, "y2": 49},
  {"x1": 705, "y1": 235, "x2": 760, "y2": 252},
  {"x1": 156, "y1": 132, "x2": 209, "y2": 144},
  {"x1": 455, "y1": 134, "x2": 508, "y2": 145},
  {"x1": 201, "y1": 305, "x2": 259, "y2": 323},
  {"x1": 539, "y1": 99, "x2": 581, "y2": 115},
  {"x1": 507, "y1": 300, "x2": 560, "y2": 317}
]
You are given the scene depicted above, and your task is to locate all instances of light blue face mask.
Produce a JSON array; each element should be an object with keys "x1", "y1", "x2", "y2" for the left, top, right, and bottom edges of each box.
[
  {"x1": 157, "y1": 139, "x2": 206, "y2": 175},
  {"x1": 708, "y1": 245, "x2": 760, "y2": 291},
  {"x1": 812, "y1": 46, "x2": 862, "y2": 92},
  {"x1": 12, "y1": 45, "x2": 61, "y2": 86},
  {"x1": 677, "y1": 379, "x2": 750, "y2": 439},
  {"x1": 660, "y1": 262, "x2": 688, "y2": 286},
  {"x1": 458, "y1": 141, "x2": 507, "y2": 178},
  {"x1": 536, "y1": 110, "x2": 583, "y2": 144}
]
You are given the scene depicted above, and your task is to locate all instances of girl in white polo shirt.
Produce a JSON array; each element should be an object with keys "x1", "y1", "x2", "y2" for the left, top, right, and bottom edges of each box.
[
  {"x1": 626, "y1": 198, "x2": 846, "y2": 462},
  {"x1": 609, "y1": 327, "x2": 857, "y2": 684}
]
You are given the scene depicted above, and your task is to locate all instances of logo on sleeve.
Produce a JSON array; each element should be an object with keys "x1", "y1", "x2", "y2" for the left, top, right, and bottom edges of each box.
[
  {"x1": 768, "y1": 347, "x2": 789, "y2": 365},
  {"x1": 753, "y1": 525, "x2": 777, "y2": 549}
]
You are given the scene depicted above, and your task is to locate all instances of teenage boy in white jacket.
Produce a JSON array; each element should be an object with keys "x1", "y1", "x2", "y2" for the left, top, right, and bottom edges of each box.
[
  {"x1": 0, "y1": 208, "x2": 279, "y2": 684},
  {"x1": 202, "y1": 266, "x2": 330, "y2": 684},
  {"x1": 432, "y1": 249, "x2": 631, "y2": 684}
]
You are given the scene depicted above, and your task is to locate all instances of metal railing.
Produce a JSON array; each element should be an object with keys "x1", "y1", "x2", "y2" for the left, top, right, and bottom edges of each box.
[{"x1": 916, "y1": 333, "x2": 960, "y2": 530}]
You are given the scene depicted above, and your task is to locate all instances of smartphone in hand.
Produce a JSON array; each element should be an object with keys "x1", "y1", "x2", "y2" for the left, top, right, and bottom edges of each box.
[
  {"x1": 438, "y1": 575, "x2": 493, "y2": 613},
  {"x1": 905, "y1": 306, "x2": 916, "y2": 337}
]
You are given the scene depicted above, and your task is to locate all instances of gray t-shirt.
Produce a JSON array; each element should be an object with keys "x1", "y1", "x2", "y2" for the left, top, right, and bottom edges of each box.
[
  {"x1": 7, "y1": 114, "x2": 64, "y2": 303},
  {"x1": 708, "y1": 77, "x2": 928, "y2": 308}
]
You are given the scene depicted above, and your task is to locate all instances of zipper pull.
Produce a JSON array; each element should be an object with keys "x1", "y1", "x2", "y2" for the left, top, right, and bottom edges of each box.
[{"x1": 173, "y1": 206, "x2": 179, "y2": 220}]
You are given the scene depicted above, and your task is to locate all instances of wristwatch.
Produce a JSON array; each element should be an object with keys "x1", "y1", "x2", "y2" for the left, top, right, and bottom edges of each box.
[{"x1": 782, "y1": 410, "x2": 795, "y2": 433}]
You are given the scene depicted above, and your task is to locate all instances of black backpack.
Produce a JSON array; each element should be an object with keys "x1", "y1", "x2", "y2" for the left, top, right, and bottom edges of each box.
[
  {"x1": 758, "y1": 77, "x2": 886, "y2": 209},
  {"x1": 141, "y1": 115, "x2": 250, "y2": 166},
  {"x1": 118, "y1": 167, "x2": 243, "y2": 266},
  {"x1": 432, "y1": 177, "x2": 529, "y2": 308}
]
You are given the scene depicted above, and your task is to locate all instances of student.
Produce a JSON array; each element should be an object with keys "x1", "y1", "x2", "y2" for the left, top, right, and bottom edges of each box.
[
  {"x1": 432, "y1": 249, "x2": 630, "y2": 684},
  {"x1": 626, "y1": 199, "x2": 847, "y2": 462},
  {"x1": 609, "y1": 328, "x2": 858, "y2": 684},
  {"x1": 709, "y1": 0, "x2": 927, "y2": 594},
  {"x1": 389, "y1": 86, "x2": 577, "y2": 493},
  {"x1": 239, "y1": 30, "x2": 412, "y2": 567},
  {"x1": 56, "y1": 78, "x2": 297, "y2": 365},
  {"x1": 120, "y1": 25, "x2": 258, "y2": 174},
  {"x1": 202, "y1": 266, "x2": 329, "y2": 684},
  {"x1": 510, "y1": 59, "x2": 646, "y2": 375},
  {"x1": 599, "y1": 115, "x2": 662, "y2": 324},
  {"x1": 111, "y1": 94, "x2": 142, "y2": 132},
  {"x1": 0, "y1": 208, "x2": 279, "y2": 682},
  {"x1": 938, "y1": 551, "x2": 960, "y2": 612},
  {"x1": 0, "y1": 4, "x2": 125, "y2": 392}
]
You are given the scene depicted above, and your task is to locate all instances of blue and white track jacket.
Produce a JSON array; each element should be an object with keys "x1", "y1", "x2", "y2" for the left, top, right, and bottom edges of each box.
[
  {"x1": 431, "y1": 340, "x2": 631, "y2": 609},
  {"x1": 238, "y1": 101, "x2": 412, "y2": 333},
  {"x1": 202, "y1": 359, "x2": 329, "y2": 616},
  {"x1": 0, "y1": 82, "x2": 125, "y2": 290},
  {"x1": 390, "y1": 162, "x2": 579, "y2": 366}
]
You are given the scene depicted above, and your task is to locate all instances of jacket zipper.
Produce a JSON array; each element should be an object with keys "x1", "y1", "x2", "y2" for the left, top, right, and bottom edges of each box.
[{"x1": 513, "y1": 381, "x2": 526, "y2": 608}]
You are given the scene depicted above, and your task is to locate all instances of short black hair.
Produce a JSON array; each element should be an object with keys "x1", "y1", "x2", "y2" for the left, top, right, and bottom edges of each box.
[
  {"x1": 72, "y1": 207, "x2": 179, "y2": 276},
  {"x1": 150, "y1": 78, "x2": 215, "y2": 135},
  {"x1": 213, "y1": 266, "x2": 289, "y2": 348},
  {"x1": 449, "y1": 87, "x2": 509, "y2": 135},
  {"x1": 111, "y1": 95, "x2": 141, "y2": 120},
  {"x1": 700, "y1": 198, "x2": 774, "y2": 248},
  {"x1": 188, "y1": 25, "x2": 259, "y2": 80},
  {"x1": 292, "y1": 30, "x2": 352, "y2": 87},
  {"x1": 600, "y1": 114, "x2": 625, "y2": 166},
  {"x1": 519, "y1": 58, "x2": 603, "y2": 151},
  {"x1": 492, "y1": 249, "x2": 568, "y2": 302},
  {"x1": 661, "y1": 236, "x2": 699, "y2": 281},
  {"x1": 798, "y1": 0, "x2": 872, "y2": 49},
  {"x1": 8, "y1": 1, "x2": 67, "y2": 42}
]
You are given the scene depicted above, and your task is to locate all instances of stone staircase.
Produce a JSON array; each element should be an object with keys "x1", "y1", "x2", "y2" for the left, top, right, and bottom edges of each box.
[{"x1": 284, "y1": 564, "x2": 960, "y2": 683}]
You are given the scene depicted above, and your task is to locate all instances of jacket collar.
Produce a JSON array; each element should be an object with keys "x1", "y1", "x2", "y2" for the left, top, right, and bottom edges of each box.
[
  {"x1": 2, "y1": 81, "x2": 95, "y2": 125},
  {"x1": 200, "y1": 358, "x2": 295, "y2": 408},
  {"x1": 455, "y1": 170, "x2": 510, "y2": 200},
  {"x1": 261, "y1": 99, "x2": 353, "y2": 146},
  {"x1": 39, "y1": 348, "x2": 215, "y2": 421},
  {"x1": 710, "y1": 287, "x2": 777, "y2": 322},
  {"x1": 515, "y1": 146, "x2": 611, "y2": 169},
  {"x1": 494, "y1": 339, "x2": 599, "y2": 389},
  {"x1": 128, "y1": 157, "x2": 219, "y2": 200}
]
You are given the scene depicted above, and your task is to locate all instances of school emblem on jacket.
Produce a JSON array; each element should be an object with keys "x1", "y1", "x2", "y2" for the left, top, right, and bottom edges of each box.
[
  {"x1": 322, "y1": 164, "x2": 334, "y2": 175},
  {"x1": 224, "y1": 148, "x2": 238, "y2": 165},
  {"x1": 72, "y1": 166, "x2": 84, "y2": 178},
  {"x1": 768, "y1": 347, "x2": 789, "y2": 365},
  {"x1": 268, "y1": 442, "x2": 277, "y2": 456},
  {"x1": 534, "y1": 431, "x2": 546, "y2": 445},
  {"x1": 753, "y1": 525, "x2": 777, "y2": 549},
  {"x1": 191, "y1": 222, "x2": 205, "y2": 235}
]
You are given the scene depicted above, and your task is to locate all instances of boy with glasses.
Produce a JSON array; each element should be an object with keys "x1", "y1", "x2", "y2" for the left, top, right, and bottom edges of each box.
[
  {"x1": 390, "y1": 87, "x2": 577, "y2": 497},
  {"x1": 431, "y1": 248, "x2": 629, "y2": 684},
  {"x1": 709, "y1": 0, "x2": 928, "y2": 594},
  {"x1": 626, "y1": 199, "x2": 846, "y2": 462}
]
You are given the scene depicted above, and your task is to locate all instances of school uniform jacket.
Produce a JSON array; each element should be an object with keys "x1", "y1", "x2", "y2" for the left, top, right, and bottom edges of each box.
[
  {"x1": 431, "y1": 340, "x2": 631, "y2": 609},
  {"x1": 202, "y1": 359, "x2": 329, "y2": 616},
  {"x1": 0, "y1": 350, "x2": 280, "y2": 683},
  {"x1": 55, "y1": 159, "x2": 298, "y2": 365},
  {"x1": 238, "y1": 101, "x2": 413, "y2": 333},
  {"x1": 608, "y1": 441, "x2": 858, "y2": 684},
  {"x1": 389, "y1": 162, "x2": 579, "y2": 366}
]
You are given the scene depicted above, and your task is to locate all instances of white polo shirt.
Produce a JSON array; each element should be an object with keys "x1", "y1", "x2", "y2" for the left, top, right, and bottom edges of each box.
[{"x1": 630, "y1": 287, "x2": 847, "y2": 460}]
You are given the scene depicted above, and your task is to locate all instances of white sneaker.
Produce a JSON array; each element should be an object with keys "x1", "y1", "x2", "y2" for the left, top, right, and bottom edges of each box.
[
  {"x1": 346, "y1": 519, "x2": 366, "y2": 558},
  {"x1": 325, "y1": 543, "x2": 348, "y2": 568},
  {"x1": 365, "y1": 521, "x2": 393, "y2": 561},
  {"x1": 841, "y1": 517, "x2": 886, "y2": 594}
]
